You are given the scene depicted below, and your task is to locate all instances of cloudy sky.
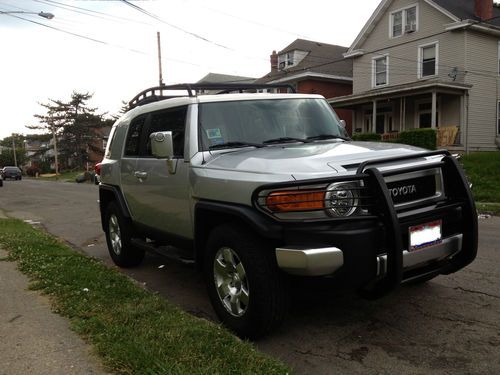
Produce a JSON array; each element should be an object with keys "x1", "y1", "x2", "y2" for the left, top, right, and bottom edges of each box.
[{"x1": 0, "y1": 0, "x2": 379, "y2": 139}]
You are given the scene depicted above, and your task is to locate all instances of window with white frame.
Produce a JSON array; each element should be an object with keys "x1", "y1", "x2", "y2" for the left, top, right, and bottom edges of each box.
[
  {"x1": 373, "y1": 55, "x2": 388, "y2": 87},
  {"x1": 419, "y1": 43, "x2": 438, "y2": 78},
  {"x1": 390, "y1": 5, "x2": 417, "y2": 38},
  {"x1": 287, "y1": 52, "x2": 294, "y2": 66},
  {"x1": 498, "y1": 42, "x2": 500, "y2": 75}
]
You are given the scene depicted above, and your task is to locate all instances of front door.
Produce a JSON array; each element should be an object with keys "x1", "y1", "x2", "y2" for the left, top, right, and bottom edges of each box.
[{"x1": 121, "y1": 106, "x2": 192, "y2": 239}]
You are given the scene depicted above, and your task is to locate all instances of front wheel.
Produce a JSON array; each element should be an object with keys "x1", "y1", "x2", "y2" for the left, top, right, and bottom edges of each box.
[
  {"x1": 104, "y1": 202, "x2": 145, "y2": 267},
  {"x1": 204, "y1": 224, "x2": 289, "y2": 338}
]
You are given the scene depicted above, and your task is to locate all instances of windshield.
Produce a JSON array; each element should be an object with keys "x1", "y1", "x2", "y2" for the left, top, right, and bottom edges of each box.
[{"x1": 199, "y1": 98, "x2": 345, "y2": 151}]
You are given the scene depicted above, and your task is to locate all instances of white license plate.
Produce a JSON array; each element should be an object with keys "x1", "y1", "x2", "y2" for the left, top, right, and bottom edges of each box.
[{"x1": 409, "y1": 220, "x2": 442, "y2": 251}]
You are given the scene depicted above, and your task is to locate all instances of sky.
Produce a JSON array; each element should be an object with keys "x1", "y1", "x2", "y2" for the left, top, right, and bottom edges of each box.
[{"x1": 0, "y1": 0, "x2": 380, "y2": 139}]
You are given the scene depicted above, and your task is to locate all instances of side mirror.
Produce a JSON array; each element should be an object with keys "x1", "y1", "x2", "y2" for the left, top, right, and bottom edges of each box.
[
  {"x1": 151, "y1": 131, "x2": 174, "y2": 159},
  {"x1": 150, "y1": 131, "x2": 176, "y2": 174},
  {"x1": 339, "y1": 119, "x2": 346, "y2": 129}
]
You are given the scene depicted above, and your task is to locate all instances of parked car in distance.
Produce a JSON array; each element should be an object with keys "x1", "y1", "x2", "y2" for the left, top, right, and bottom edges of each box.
[{"x1": 1, "y1": 166, "x2": 22, "y2": 180}]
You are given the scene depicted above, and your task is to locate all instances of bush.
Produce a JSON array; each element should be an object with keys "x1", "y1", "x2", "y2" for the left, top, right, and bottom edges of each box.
[
  {"x1": 26, "y1": 166, "x2": 41, "y2": 177},
  {"x1": 352, "y1": 133, "x2": 382, "y2": 141},
  {"x1": 398, "y1": 128, "x2": 436, "y2": 150}
]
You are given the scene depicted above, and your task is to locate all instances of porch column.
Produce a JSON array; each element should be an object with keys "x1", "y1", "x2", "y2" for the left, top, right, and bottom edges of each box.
[
  {"x1": 399, "y1": 97, "x2": 404, "y2": 131},
  {"x1": 459, "y1": 94, "x2": 464, "y2": 145},
  {"x1": 372, "y1": 100, "x2": 377, "y2": 133},
  {"x1": 431, "y1": 91, "x2": 437, "y2": 129}
]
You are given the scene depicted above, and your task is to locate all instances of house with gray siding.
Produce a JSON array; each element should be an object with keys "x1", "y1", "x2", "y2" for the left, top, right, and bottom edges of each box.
[{"x1": 329, "y1": 0, "x2": 500, "y2": 151}]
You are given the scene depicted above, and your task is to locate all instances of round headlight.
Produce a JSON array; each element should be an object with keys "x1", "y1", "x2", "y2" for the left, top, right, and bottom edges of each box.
[{"x1": 325, "y1": 182, "x2": 359, "y2": 217}]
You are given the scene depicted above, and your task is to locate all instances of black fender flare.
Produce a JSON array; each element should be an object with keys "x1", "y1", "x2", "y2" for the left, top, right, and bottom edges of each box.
[{"x1": 99, "y1": 184, "x2": 132, "y2": 231}]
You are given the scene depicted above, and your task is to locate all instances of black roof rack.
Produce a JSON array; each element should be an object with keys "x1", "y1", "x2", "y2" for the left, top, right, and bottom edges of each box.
[{"x1": 128, "y1": 83, "x2": 296, "y2": 110}]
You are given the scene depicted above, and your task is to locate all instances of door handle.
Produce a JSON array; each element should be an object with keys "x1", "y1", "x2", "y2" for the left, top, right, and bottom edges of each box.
[{"x1": 134, "y1": 171, "x2": 148, "y2": 180}]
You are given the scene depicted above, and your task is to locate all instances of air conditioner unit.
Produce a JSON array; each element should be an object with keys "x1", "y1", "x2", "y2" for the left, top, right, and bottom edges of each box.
[
  {"x1": 279, "y1": 61, "x2": 286, "y2": 70},
  {"x1": 405, "y1": 23, "x2": 416, "y2": 33}
]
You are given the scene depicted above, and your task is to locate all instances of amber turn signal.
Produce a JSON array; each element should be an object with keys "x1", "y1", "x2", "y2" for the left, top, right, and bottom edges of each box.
[{"x1": 266, "y1": 190, "x2": 325, "y2": 212}]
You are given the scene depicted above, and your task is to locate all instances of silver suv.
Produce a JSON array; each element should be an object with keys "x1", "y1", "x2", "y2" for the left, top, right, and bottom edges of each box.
[{"x1": 99, "y1": 84, "x2": 477, "y2": 338}]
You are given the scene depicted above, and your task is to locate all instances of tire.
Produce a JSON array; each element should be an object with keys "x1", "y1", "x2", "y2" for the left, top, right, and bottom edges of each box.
[
  {"x1": 104, "y1": 201, "x2": 145, "y2": 267},
  {"x1": 204, "y1": 224, "x2": 289, "y2": 338}
]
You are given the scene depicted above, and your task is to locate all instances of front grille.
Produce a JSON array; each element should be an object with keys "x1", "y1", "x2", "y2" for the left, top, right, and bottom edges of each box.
[
  {"x1": 385, "y1": 168, "x2": 443, "y2": 208},
  {"x1": 387, "y1": 174, "x2": 436, "y2": 204}
]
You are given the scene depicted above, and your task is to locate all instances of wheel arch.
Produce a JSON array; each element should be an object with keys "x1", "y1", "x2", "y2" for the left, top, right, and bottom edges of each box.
[
  {"x1": 99, "y1": 184, "x2": 131, "y2": 231},
  {"x1": 193, "y1": 200, "x2": 282, "y2": 269}
]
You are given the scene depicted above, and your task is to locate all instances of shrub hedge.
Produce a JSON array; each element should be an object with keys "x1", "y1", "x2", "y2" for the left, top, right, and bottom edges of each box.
[
  {"x1": 352, "y1": 129, "x2": 437, "y2": 150},
  {"x1": 351, "y1": 133, "x2": 382, "y2": 141},
  {"x1": 398, "y1": 128, "x2": 436, "y2": 150}
]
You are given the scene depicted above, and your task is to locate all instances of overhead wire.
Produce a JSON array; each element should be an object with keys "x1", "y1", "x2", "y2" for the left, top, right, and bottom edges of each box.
[
  {"x1": 118, "y1": 0, "x2": 233, "y2": 51},
  {"x1": 33, "y1": 0, "x2": 154, "y2": 26}
]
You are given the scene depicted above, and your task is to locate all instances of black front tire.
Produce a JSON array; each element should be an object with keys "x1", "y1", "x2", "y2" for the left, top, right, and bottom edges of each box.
[
  {"x1": 104, "y1": 201, "x2": 145, "y2": 267},
  {"x1": 204, "y1": 224, "x2": 289, "y2": 338}
]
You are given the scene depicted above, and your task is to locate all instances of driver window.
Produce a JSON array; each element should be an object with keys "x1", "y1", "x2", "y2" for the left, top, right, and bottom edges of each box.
[{"x1": 144, "y1": 106, "x2": 187, "y2": 158}]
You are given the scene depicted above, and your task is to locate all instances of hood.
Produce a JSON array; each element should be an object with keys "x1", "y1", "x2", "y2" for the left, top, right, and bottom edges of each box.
[{"x1": 203, "y1": 141, "x2": 426, "y2": 179}]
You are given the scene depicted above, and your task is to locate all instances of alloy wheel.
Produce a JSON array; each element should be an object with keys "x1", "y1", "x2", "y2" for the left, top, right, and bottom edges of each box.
[
  {"x1": 213, "y1": 247, "x2": 249, "y2": 317},
  {"x1": 108, "y1": 214, "x2": 122, "y2": 255}
]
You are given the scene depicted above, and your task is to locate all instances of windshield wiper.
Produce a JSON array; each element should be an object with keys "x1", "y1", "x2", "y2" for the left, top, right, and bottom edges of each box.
[
  {"x1": 306, "y1": 134, "x2": 350, "y2": 141},
  {"x1": 208, "y1": 141, "x2": 264, "y2": 150},
  {"x1": 263, "y1": 137, "x2": 311, "y2": 144}
]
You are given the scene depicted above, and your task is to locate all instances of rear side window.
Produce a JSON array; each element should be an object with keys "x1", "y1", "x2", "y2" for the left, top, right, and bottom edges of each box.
[
  {"x1": 124, "y1": 116, "x2": 146, "y2": 156},
  {"x1": 104, "y1": 126, "x2": 117, "y2": 159}
]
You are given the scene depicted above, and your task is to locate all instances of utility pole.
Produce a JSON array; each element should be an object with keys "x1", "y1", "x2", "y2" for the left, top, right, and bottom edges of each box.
[
  {"x1": 51, "y1": 124, "x2": 59, "y2": 180},
  {"x1": 12, "y1": 137, "x2": 17, "y2": 167},
  {"x1": 157, "y1": 31, "x2": 164, "y2": 86}
]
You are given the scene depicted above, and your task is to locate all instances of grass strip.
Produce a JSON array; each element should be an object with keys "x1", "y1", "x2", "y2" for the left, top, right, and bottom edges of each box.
[
  {"x1": 0, "y1": 219, "x2": 290, "y2": 375},
  {"x1": 461, "y1": 152, "x2": 500, "y2": 203}
]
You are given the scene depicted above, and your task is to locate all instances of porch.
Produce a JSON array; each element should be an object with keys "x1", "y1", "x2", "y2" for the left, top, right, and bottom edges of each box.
[{"x1": 328, "y1": 81, "x2": 472, "y2": 149}]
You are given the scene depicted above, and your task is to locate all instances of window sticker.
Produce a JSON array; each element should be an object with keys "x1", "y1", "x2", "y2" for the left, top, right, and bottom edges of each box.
[
  {"x1": 206, "y1": 128, "x2": 222, "y2": 139},
  {"x1": 206, "y1": 128, "x2": 224, "y2": 145}
]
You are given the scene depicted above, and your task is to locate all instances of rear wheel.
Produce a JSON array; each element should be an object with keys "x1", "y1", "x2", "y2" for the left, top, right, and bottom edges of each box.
[
  {"x1": 104, "y1": 201, "x2": 144, "y2": 267},
  {"x1": 204, "y1": 224, "x2": 289, "y2": 338}
]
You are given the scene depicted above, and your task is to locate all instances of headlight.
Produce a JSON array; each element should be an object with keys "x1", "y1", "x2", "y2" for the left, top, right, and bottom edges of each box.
[{"x1": 325, "y1": 181, "x2": 360, "y2": 217}]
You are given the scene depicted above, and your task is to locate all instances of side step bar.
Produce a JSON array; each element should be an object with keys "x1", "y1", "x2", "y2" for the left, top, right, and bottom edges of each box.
[{"x1": 130, "y1": 238, "x2": 195, "y2": 265}]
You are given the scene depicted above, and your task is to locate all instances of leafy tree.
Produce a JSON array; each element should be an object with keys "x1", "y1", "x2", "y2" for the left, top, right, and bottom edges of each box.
[
  {"x1": 0, "y1": 147, "x2": 27, "y2": 168},
  {"x1": 0, "y1": 133, "x2": 27, "y2": 168},
  {"x1": 28, "y1": 91, "x2": 111, "y2": 170}
]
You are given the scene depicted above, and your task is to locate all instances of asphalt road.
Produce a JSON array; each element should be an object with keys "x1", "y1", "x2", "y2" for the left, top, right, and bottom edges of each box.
[{"x1": 1, "y1": 178, "x2": 499, "y2": 374}]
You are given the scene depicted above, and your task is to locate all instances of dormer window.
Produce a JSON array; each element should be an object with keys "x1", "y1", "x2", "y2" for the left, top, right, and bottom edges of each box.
[
  {"x1": 390, "y1": 4, "x2": 417, "y2": 38},
  {"x1": 277, "y1": 49, "x2": 307, "y2": 70}
]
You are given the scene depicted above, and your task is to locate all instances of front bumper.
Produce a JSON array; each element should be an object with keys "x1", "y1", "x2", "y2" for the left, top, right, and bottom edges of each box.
[
  {"x1": 261, "y1": 151, "x2": 477, "y2": 296},
  {"x1": 276, "y1": 233, "x2": 462, "y2": 280}
]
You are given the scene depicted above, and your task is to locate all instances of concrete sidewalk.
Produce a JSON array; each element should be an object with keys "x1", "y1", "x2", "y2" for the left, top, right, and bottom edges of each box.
[{"x1": 0, "y1": 212, "x2": 107, "y2": 374}]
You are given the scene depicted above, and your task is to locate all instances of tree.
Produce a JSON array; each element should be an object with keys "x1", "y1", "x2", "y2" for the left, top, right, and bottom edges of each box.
[
  {"x1": 29, "y1": 91, "x2": 111, "y2": 170},
  {"x1": 0, "y1": 133, "x2": 27, "y2": 168}
]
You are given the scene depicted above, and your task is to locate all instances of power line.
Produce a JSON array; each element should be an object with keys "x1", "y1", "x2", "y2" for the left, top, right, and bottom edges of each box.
[
  {"x1": 34, "y1": 0, "x2": 153, "y2": 26},
  {"x1": 118, "y1": 0, "x2": 233, "y2": 51},
  {"x1": 189, "y1": 1, "x2": 316, "y2": 41}
]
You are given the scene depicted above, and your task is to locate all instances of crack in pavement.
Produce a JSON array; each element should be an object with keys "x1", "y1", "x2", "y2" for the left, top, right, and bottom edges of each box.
[{"x1": 454, "y1": 286, "x2": 500, "y2": 300}]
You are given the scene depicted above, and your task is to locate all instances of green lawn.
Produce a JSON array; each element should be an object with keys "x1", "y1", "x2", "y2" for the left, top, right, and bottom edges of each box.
[
  {"x1": 0, "y1": 219, "x2": 290, "y2": 375},
  {"x1": 37, "y1": 170, "x2": 92, "y2": 183},
  {"x1": 461, "y1": 152, "x2": 500, "y2": 215}
]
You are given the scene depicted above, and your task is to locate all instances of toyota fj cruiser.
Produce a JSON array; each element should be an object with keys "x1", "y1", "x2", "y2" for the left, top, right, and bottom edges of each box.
[{"x1": 98, "y1": 83, "x2": 477, "y2": 338}]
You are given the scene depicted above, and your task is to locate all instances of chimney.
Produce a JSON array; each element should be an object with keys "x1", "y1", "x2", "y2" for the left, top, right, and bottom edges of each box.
[
  {"x1": 270, "y1": 50, "x2": 278, "y2": 73},
  {"x1": 474, "y1": 0, "x2": 493, "y2": 21}
]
